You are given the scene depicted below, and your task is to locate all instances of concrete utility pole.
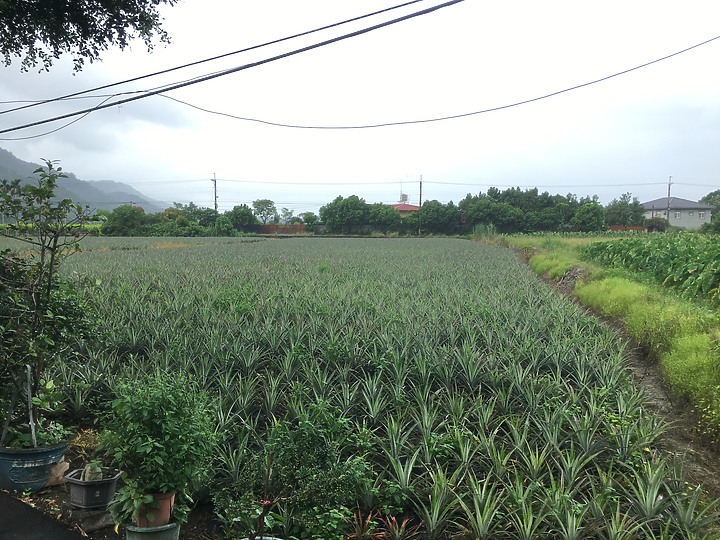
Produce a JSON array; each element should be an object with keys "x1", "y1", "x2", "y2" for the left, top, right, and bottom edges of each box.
[
  {"x1": 418, "y1": 175, "x2": 423, "y2": 236},
  {"x1": 666, "y1": 176, "x2": 672, "y2": 220},
  {"x1": 212, "y1": 173, "x2": 218, "y2": 212}
]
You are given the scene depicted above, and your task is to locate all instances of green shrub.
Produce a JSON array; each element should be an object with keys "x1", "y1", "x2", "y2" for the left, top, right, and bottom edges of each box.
[
  {"x1": 662, "y1": 333, "x2": 720, "y2": 403},
  {"x1": 100, "y1": 372, "x2": 217, "y2": 524},
  {"x1": 529, "y1": 253, "x2": 576, "y2": 280},
  {"x1": 213, "y1": 401, "x2": 375, "y2": 540},
  {"x1": 575, "y1": 277, "x2": 652, "y2": 317},
  {"x1": 624, "y1": 302, "x2": 705, "y2": 356}
]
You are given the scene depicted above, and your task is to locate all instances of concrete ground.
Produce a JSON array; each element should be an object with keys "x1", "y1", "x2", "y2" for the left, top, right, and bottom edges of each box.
[{"x1": 0, "y1": 489, "x2": 87, "y2": 540}]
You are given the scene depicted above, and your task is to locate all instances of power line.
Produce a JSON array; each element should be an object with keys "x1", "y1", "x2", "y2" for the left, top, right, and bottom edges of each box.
[
  {"x1": 158, "y1": 34, "x2": 720, "y2": 130},
  {"x1": 0, "y1": 0, "x2": 428, "y2": 114},
  {"x1": 0, "y1": 0, "x2": 464, "y2": 138},
  {"x1": 3, "y1": 26, "x2": 718, "y2": 141}
]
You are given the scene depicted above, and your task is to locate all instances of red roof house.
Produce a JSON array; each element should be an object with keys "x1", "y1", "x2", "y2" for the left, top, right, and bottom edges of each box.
[{"x1": 389, "y1": 203, "x2": 420, "y2": 217}]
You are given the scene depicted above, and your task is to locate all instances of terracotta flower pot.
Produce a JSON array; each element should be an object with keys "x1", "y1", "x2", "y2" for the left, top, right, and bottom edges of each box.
[{"x1": 136, "y1": 492, "x2": 175, "y2": 527}]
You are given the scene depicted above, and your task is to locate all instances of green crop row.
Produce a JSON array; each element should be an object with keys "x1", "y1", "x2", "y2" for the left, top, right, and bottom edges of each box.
[{"x1": 583, "y1": 232, "x2": 720, "y2": 306}]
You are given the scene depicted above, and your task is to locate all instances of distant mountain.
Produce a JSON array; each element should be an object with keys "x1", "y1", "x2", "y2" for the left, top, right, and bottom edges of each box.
[{"x1": 0, "y1": 148, "x2": 164, "y2": 213}]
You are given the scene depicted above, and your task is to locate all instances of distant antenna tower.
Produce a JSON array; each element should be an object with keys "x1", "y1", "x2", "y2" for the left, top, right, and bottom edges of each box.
[{"x1": 399, "y1": 192, "x2": 409, "y2": 204}]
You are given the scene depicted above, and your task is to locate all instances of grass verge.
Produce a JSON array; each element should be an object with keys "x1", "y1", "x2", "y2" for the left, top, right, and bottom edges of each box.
[{"x1": 496, "y1": 233, "x2": 720, "y2": 442}]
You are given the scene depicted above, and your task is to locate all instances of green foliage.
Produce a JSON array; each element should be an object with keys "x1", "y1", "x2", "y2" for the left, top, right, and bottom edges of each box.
[
  {"x1": 1, "y1": 161, "x2": 96, "y2": 447},
  {"x1": 583, "y1": 233, "x2": 720, "y2": 306},
  {"x1": 699, "y1": 189, "x2": 720, "y2": 209},
  {"x1": 0, "y1": 0, "x2": 179, "y2": 72},
  {"x1": 662, "y1": 333, "x2": 719, "y2": 403},
  {"x1": 100, "y1": 372, "x2": 217, "y2": 524},
  {"x1": 644, "y1": 216, "x2": 670, "y2": 232},
  {"x1": 101, "y1": 205, "x2": 158, "y2": 236},
  {"x1": 300, "y1": 211, "x2": 319, "y2": 233},
  {"x1": 570, "y1": 203, "x2": 605, "y2": 232},
  {"x1": 529, "y1": 252, "x2": 577, "y2": 280},
  {"x1": 368, "y1": 203, "x2": 402, "y2": 234},
  {"x1": 604, "y1": 192, "x2": 644, "y2": 227},
  {"x1": 624, "y1": 301, "x2": 713, "y2": 356},
  {"x1": 225, "y1": 204, "x2": 258, "y2": 232},
  {"x1": 252, "y1": 199, "x2": 279, "y2": 224},
  {"x1": 574, "y1": 277, "x2": 652, "y2": 317},
  {"x1": 418, "y1": 200, "x2": 460, "y2": 235},
  {"x1": 212, "y1": 215, "x2": 235, "y2": 237},
  {"x1": 215, "y1": 401, "x2": 374, "y2": 539},
  {"x1": 320, "y1": 195, "x2": 370, "y2": 234}
]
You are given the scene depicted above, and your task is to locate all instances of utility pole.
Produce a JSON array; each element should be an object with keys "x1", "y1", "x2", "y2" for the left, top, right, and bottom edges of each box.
[
  {"x1": 666, "y1": 176, "x2": 672, "y2": 221},
  {"x1": 418, "y1": 175, "x2": 423, "y2": 236},
  {"x1": 212, "y1": 173, "x2": 218, "y2": 212}
]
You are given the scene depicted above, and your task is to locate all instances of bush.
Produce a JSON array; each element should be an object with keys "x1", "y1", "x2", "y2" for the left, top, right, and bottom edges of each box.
[
  {"x1": 100, "y1": 372, "x2": 217, "y2": 524},
  {"x1": 575, "y1": 277, "x2": 653, "y2": 318},
  {"x1": 213, "y1": 401, "x2": 374, "y2": 540}
]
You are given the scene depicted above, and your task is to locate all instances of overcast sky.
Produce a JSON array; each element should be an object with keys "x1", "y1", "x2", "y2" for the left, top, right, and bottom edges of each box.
[{"x1": 1, "y1": 0, "x2": 719, "y2": 214}]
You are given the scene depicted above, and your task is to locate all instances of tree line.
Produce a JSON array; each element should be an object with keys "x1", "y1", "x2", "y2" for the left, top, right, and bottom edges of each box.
[{"x1": 97, "y1": 187, "x2": 720, "y2": 237}]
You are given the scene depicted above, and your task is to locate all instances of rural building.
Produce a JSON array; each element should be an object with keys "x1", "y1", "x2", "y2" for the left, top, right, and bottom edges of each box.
[
  {"x1": 641, "y1": 197, "x2": 714, "y2": 229},
  {"x1": 390, "y1": 203, "x2": 420, "y2": 217}
]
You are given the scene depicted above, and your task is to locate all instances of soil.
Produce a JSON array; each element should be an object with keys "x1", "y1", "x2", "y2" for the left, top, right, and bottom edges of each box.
[{"x1": 8, "y1": 258, "x2": 720, "y2": 539}]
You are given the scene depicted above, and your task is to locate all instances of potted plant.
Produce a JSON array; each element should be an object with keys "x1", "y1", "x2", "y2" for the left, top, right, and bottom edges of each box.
[
  {"x1": 100, "y1": 372, "x2": 217, "y2": 539},
  {"x1": 0, "y1": 162, "x2": 95, "y2": 492},
  {"x1": 65, "y1": 457, "x2": 123, "y2": 509},
  {"x1": 63, "y1": 428, "x2": 122, "y2": 509}
]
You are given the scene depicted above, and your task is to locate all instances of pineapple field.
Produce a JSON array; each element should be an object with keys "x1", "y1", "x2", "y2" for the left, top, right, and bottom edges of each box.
[{"x1": 37, "y1": 237, "x2": 720, "y2": 538}]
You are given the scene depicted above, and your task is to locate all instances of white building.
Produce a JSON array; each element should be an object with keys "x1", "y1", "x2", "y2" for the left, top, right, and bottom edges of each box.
[{"x1": 642, "y1": 197, "x2": 714, "y2": 229}]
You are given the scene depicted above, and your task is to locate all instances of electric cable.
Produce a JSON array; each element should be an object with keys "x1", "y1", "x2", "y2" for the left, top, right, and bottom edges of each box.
[
  {"x1": 2, "y1": 18, "x2": 717, "y2": 140},
  {"x1": 0, "y1": 0, "x2": 428, "y2": 114},
  {"x1": 0, "y1": 0, "x2": 463, "y2": 138},
  {"x1": 159, "y1": 34, "x2": 720, "y2": 130}
]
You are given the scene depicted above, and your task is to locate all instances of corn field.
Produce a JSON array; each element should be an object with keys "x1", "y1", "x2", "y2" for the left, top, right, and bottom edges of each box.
[{"x1": 52, "y1": 237, "x2": 718, "y2": 539}]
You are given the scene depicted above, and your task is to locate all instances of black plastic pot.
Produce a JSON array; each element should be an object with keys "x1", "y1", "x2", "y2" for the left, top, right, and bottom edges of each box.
[{"x1": 65, "y1": 467, "x2": 123, "y2": 509}]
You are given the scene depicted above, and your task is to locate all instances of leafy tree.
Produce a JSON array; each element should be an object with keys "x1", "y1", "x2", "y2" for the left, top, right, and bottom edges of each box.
[
  {"x1": 570, "y1": 203, "x2": 605, "y2": 232},
  {"x1": 319, "y1": 195, "x2": 369, "y2": 234},
  {"x1": 252, "y1": 199, "x2": 278, "y2": 225},
  {"x1": 101, "y1": 204, "x2": 157, "y2": 236},
  {"x1": 212, "y1": 215, "x2": 235, "y2": 237},
  {"x1": 1, "y1": 161, "x2": 95, "y2": 447},
  {"x1": 1, "y1": 0, "x2": 179, "y2": 72},
  {"x1": 605, "y1": 192, "x2": 644, "y2": 227},
  {"x1": 299, "y1": 211, "x2": 319, "y2": 233},
  {"x1": 173, "y1": 202, "x2": 218, "y2": 228},
  {"x1": 418, "y1": 200, "x2": 461, "y2": 234},
  {"x1": 699, "y1": 190, "x2": 720, "y2": 234},
  {"x1": 699, "y1": 190, "x2": 720, "y2": 209},
  {"x1": 279, "y1": 207, "x2": 295, "y2": 225},
  {"x1": 526, "y1": 207, "x2": 563, "y2": 232},
  {"x1": 156, "y1": 207, "x2": 205, "y2": 237},
  {"x1": 225, "y1": 204, "x2": 258, "y2": 232},
  {"x1": 368, "y1": 203, "x2": 401, "y2": 234},
  {"x1": 459, "y1": 196, "x2": 525, "y2": 233}
]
